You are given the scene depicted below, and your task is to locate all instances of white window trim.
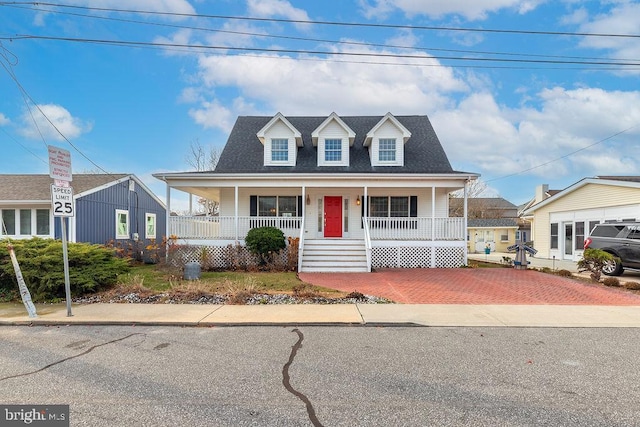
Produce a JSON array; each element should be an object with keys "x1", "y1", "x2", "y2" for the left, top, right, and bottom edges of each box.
[
  {"x1": 116, "y1": 209, "x2": 129, "y2": 240},
  {"x1": 318, "y1": 137, "x2": 349, "y2": 166},
  {"x1": 265, "y1": 137, "x2": 296, "y2": 166},
  {"x1": 145, "y1": 213, "x2": 156, "y2": 239}
]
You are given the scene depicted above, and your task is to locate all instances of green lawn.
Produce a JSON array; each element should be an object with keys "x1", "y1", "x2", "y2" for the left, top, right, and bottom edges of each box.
[{"x1": 117, "y1": 264, "x2": 346, "y2": 297}]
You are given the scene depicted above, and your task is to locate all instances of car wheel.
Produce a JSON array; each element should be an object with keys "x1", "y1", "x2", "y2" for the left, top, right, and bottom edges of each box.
[{"x1": 602, "y1": 257, "x2": 623, "y2": 276}]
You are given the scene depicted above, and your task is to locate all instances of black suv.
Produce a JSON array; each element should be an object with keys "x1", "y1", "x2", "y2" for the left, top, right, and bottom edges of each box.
[{"x1": 584, "y1": 222, "x2": 640, "y2": 276}]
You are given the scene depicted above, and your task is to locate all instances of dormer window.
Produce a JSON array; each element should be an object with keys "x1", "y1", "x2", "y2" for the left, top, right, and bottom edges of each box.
[
  {"x1": 378, "y1": 138, "x2": 396, "y2": 162},
  {"x1": 257, "y1": 113, "x2": 302, "y2": 167},
  {"x1": 324, "y1": 139, "x2": 342, "y2": 162},
  {"x1": 364, "y1": 113, "x2": 411, "y2": 167},
  {"x1": 312, "y1": 113, "x2": 355, "y2": 167},
  {"x1": 271, "y1": 138, "x2": 289, "y2": 162}
]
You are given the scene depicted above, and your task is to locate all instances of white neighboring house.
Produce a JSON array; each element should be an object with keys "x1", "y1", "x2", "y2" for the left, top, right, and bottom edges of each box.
[
  {"x1": 521, "y1": 177, "x2": 640, "y2": 261},
  {"x1": 155, "y1": 112, "x2": 479, "y2": 272}
]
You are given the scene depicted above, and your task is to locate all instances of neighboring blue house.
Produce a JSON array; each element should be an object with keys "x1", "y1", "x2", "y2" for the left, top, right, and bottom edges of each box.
[{"x1": 0, "y1": 174, "x2": 166, "y2": 249}]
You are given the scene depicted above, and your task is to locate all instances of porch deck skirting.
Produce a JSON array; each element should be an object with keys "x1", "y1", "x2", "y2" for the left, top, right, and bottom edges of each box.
[{"x1": 370, "y1": 240, "x2": 466, "y2": 269}]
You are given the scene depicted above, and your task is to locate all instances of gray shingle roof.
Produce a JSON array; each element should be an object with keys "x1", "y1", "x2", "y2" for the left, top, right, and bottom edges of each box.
[
  {"x1": 214, "y1": 115, "x2": 460, "y2": 174},
  {"x1": 468, "y1": 218, "x2": 518, "y2": 228},
  {"x1": 0, "y1": 174, "x2": 129, "y2": 201}
]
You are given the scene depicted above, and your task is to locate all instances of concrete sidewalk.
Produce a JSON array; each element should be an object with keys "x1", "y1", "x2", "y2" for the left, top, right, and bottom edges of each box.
[{"x1": 2, "y1": 302, "x2": 640, "y2": 328}]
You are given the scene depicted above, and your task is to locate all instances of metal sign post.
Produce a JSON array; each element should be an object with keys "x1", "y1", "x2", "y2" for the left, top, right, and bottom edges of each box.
[
  {"x1": 6, "y1": 244, "x2": 37, "y2": 318},
  {"x1": 49, "y1": 145, "x2": 73, "y2": 317}
]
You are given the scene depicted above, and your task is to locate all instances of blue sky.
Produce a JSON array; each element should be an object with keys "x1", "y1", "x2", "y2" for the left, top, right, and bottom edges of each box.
[{"x1": 1, "y1": 0, "x2": 639, "y2": 211}]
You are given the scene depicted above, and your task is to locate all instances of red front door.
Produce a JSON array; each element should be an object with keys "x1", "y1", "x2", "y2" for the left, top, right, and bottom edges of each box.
[{"x1": 324, "y1": 196, "x2": 342, "y2": 238}]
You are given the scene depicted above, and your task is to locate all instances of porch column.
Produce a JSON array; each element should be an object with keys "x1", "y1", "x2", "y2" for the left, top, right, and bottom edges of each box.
[
  {"x1": 188, "y1": 194, "x2": 193, "y2": 215},
  {"x1": 165, "y1": 181, "x2": 171, "y2": 261},
  {"x1": 234, "y1": 186, "x2": 239, "y2": 242},
  {"x1": 364, "y1": 186, "x2": 368, "y2": 217},
  {"x1": 301, "y1": 185, "x2": 306, "y2": 224},
  {"x1": 431, "y1": 186, "x2": 436, "y2": 267},
  {"x1": 464, "y1": 180, "x2": 469, "y2": 264}
]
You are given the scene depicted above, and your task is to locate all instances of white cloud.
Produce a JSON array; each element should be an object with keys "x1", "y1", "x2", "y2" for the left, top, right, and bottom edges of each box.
[
  {"x1": 186, "y1": 46, "x2": 467, "y2": 130},
  {"x1": 65, "y1": 0, "x2": 196, "y2": 15},
  {"x1": 247, "y1": 0, "x2": 311, "y2": 25},
  {"x1": 432, "y1": 87, "x2": 640, "y2": 179},
  {"x1": 19, "y1": 104, "x2": 92, "y2": 141},
  {"x1": 575, "y1": 2, "x2": 640, "y2": 62},
  {"x1": 359, "y1": 0, "x2": 545, "y2": 21},
  {"x1": 0, "y1": 113, "x2": 9, "y2": 126}
]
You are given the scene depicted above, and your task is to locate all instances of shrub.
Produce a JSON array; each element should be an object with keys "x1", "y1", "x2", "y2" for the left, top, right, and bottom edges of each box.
[
  {"x1": 556, "y1": 269, "x2": 573, "y2": 278},
  {"x1": 245, "y1": 227, "x2": 286, "y2": 266},
  {"x1": 624, "y1": 281, "x2": 640, "y2": 290},
  {"x1": 0, "y1": 238, "x2": 130, "y2": 301},
  {"x1": 577, "y1": 248, "x2": 619, "y2": 282},
  {"x1": 602, "y1": 277, "x2": 621, "y2": 287}
]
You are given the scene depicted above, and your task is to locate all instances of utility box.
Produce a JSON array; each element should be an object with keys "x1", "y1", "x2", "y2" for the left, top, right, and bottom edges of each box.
[{"x1": 184, "y1": 262, "x2": 201, "y2": 280}]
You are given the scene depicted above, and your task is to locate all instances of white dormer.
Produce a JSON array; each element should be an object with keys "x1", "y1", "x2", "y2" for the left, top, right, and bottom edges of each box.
[
  {"x1": 364, "y1": 112, "x2": 411, "y2": 167},
  {"x1": 257, "y1": 112, "x2": 303, "y2": 166},
  {"x1": 311, "y1": 112, "x2": 355, "y2": 167}
]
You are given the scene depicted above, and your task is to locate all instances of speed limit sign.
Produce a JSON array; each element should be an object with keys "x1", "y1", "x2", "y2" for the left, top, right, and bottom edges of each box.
[{"x1": 51, "y1": 184, "x2": 75, "y2": 217}]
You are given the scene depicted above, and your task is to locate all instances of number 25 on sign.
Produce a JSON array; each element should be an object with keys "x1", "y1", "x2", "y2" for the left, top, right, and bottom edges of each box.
[{"x1": 51, "y1": 184, "x2": 74, "y2": 217}]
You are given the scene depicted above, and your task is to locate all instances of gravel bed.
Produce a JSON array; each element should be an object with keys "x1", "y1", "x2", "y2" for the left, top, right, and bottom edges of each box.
[{"x1": 73, "y1": 292, "x2": 392, "y2": 305}]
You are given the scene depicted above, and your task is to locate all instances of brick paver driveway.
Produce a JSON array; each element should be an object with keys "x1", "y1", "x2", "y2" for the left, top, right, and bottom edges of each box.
[{"x1": 299, "y1": 269, "x2": 640, "y2": 305}]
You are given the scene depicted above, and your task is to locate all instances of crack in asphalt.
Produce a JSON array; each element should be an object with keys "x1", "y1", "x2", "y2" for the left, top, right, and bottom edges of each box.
[
  {"x1": 282, "y1": 328, "x2": 323, "y2": 427},
  {"x1": 0, "y1": 333, "x2": 144, "y2": 382}
]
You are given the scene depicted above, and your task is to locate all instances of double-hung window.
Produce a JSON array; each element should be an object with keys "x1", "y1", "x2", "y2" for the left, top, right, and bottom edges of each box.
[
  {"x1": 271, "y1": 139, "x2": 288, "y2": 162},
  {"x1": 550, "y1": 223, "x2": 559, "y2": 249},
  {"x1": 378, "y1": 138, "x2": 396, "y2": 162},
  {"x1": 116, "y1": 209, "x2": 129, "y2": 239},
  {"x1": 324, "y1": 139, "x2": 342, "y2": 162},
  {"x1": 145, "y1": 213, "x2": 156, "y2": 239}
]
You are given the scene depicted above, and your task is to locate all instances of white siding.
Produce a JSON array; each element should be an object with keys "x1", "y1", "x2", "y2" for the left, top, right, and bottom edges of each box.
[
  {"x1": 317, "y1": 120, "x2": 350, "y2": 167},
  {"x1": 263, "y1": 121, "x2": 297, "y2": 166},
  {"x1": 532, "y1": 183, "x2": 640, "y2": 259},
  {"x1": 369, "y1": 120, "x2": 404, "y2": 167}
]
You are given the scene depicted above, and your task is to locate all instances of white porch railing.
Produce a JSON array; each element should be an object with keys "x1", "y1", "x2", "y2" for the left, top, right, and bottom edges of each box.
[
  {"x1": 170, "y1": 216, "x2": 465, "y2": 241},
  {"x1": 362, "y1": 217, "x2": 372, "y2": 272},
  {"x1": 366, "y1": 217, "x2": 465, "y2": 241},
  {"x1": 170, "y1": 216, "x2": 303, "y2": 240}
]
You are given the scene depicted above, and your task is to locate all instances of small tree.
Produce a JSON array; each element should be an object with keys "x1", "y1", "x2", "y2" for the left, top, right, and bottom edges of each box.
[
  {"x1": 578, "y1": 248, "x2": 619, "y2": 282},
  {"x1": 244, "y1": 227, "x2": 286, "y2": 266}
]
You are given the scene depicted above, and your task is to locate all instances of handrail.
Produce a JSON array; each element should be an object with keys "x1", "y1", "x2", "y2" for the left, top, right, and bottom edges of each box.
[
  {"x1": 297, "y1": 215, "x2": 305, "y2": 273},
  {"x1": 362, "y1": 216, "x2": 372, "y2": 272}
]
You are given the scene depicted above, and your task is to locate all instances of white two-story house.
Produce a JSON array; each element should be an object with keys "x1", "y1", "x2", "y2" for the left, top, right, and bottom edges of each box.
[{"x1": 155, "y1": 112, "x2": 478, "y2": 272}]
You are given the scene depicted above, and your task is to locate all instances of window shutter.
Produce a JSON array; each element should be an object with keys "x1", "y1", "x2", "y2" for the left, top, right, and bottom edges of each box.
[
  {"x1": 250, "y1": 196, "x2": 257, "y2": 217},
  {"x1": 410, "y1": 196, "x2": 418, "y2": 217},
  {"x1": 297, "y1": 195, "x2": 303, "y2": 216}
]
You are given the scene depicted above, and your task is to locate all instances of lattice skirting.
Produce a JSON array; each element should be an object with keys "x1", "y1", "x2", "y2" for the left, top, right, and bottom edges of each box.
[
  {"x1": 169, "y1": 244, "x2": 295, "y2": 270},
  {"x1": 371, "y1": 246, "x2": 465, "y2": 268}
]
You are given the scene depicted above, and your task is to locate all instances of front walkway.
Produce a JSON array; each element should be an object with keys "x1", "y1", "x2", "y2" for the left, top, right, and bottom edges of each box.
[{"x1": 298, "y1": 269, "x2": 640, "y2": 305}]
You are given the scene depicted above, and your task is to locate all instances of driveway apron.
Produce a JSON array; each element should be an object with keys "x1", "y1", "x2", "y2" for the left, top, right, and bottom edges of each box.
[{"x1": 298, "y1": 269, "x2": 640, "y2": 305}]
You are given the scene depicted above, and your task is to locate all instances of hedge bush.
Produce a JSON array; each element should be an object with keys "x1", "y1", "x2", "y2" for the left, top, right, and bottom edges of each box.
[
  {"x1": 244, "y1": 226, "x2": 286, "y2": 265},
  {"x1": 0, "y1": 238, "x2": 130, "y2": 301}
]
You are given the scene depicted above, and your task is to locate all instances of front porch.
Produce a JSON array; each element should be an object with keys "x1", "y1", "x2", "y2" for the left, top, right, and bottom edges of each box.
[{"x1": 168, "y1": 215, "x2": 467, "y2": 271}]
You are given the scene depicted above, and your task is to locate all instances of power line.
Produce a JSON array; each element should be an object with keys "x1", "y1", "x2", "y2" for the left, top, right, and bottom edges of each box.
[
  {"x1": 5, "y1": 34, "x2": 640, "y2": 68},
  {"x1": 485, "y1": 124, "x2": 640, "y2": 183},
  {"x1": 4, "y1": 1, "x2": 640, "y2": 39},
  {"x1": 7, "y1": 3, "x2": 639, "y2": 64}
]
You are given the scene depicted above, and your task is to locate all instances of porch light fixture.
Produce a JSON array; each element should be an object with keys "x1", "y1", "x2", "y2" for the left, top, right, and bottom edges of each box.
[
  {"x1": 306, "y1": 194, "x2": 310, "y2": 205},
  {"x1": 356, "y1": 195, "x2": 361, "y2": 206}
]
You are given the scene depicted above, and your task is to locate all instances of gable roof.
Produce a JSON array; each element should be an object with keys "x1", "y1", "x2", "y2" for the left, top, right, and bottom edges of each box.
[
  {"x1": 214, "y1": 114, "x2": 463, "y2": 174},
  {"x1": 0, "y1": 174, "x2": 129, "y2": 201},
  {"x1": 364, "y1": 112, "x2": 412, "y2": 147},
  {"x1": 522, "y1": 176, "x2": 640, "y2": 215},
  {"x1": 256, "y1": 112, "x2": 303, "y2": 147},
  {"x1": 450, "y1": 197, "x2": 517, "y2": 211},
  {"x1": 311, "y1": 112, "x2": 356, "y2": 147},
  {"x1": 0, "y1": 174, "x2": 165, "y2": 208},
  {"x1": 468, "y1": 218, "x2": 518, "y2": 228}
]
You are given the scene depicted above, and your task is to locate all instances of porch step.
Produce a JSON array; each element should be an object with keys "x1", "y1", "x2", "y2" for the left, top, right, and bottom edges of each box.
[{"x1": 301, "y1": 239, "x2": 368, "y2": 273}]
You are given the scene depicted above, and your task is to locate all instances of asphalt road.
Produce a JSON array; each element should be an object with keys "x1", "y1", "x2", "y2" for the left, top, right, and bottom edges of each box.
[{"x1": 1, "y1": 325, "x2": 639, "y2": 426}]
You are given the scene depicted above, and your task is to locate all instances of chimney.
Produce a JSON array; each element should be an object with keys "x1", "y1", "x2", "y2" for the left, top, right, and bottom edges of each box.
[{"x1": 535, "y1": 184, "x2": 549, "y2": 204}]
